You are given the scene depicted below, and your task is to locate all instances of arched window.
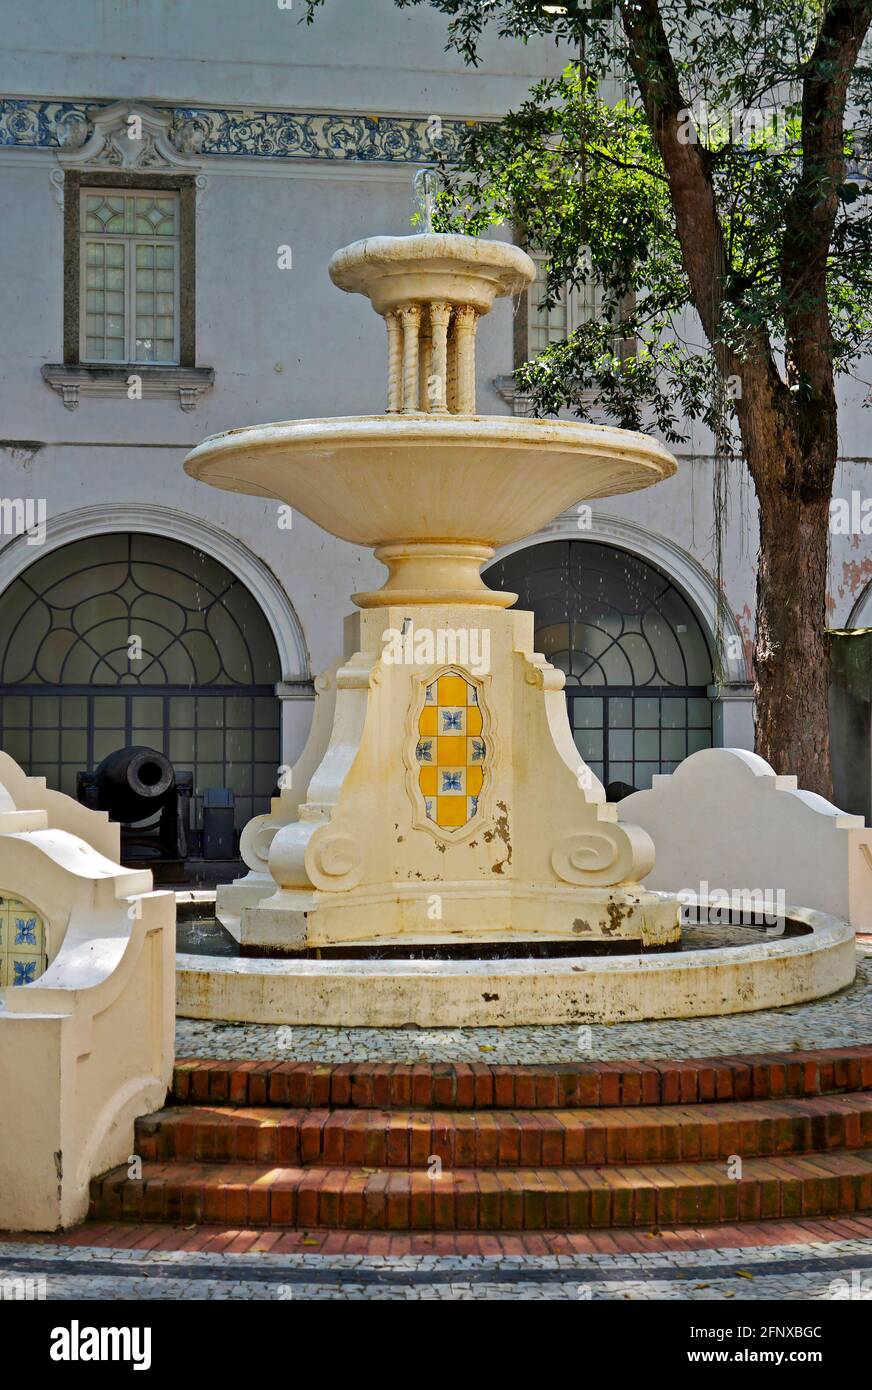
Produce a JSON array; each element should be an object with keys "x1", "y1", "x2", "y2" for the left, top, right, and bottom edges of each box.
[
  {"x1": 0, "y1": 533, "x2": 281, "y2": 831},
  {"x1": 487, "y1": 540, "x2": 714, "y2": 791}
]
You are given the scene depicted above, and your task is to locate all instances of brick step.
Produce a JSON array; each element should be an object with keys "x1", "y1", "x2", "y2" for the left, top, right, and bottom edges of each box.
[
  {"x1": 90, "y1": 1150, "x2": 872, "y2": 1230},
  {"x1": 137, "y1": 1094, "x2": 872, "y2": 1168},
  {"x1": 172, "y1": 1048, "x2": 872, "y2": 1110}
]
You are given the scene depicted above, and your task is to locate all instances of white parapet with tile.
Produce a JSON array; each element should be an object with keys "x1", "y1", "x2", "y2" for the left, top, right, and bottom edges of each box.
[
  {"x1": 618, "y1": 748, "x2": 872, "y2": 932},
  {"x1": 0, "y1": 763, "x2": 174, "y2": 1231},
  {"x1": 0, "y1": 749, "x2": 119, "y2": 860}
]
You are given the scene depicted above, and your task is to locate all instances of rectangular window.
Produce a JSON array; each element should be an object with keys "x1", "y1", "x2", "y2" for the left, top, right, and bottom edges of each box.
[
  {"x1": 528, "y1": 253, "x2": 594, "y2": 356},
  {"x1": 527, "y1": 252, "x2": 636, "y2": 363},
  {"x1": 80, "y1": 189, "x2": 180, "y2": 365}
]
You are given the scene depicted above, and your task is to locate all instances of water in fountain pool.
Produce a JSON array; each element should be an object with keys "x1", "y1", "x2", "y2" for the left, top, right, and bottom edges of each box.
[{"x1": 175, "y1": 899, "x2": 812, "y2": 961}]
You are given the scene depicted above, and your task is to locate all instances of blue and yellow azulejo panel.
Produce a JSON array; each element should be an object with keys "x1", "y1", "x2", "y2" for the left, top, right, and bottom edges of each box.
[
  {"x1": 416, "y1": 670, "x2": 485, "y2": 830},
  {"x1": 0, "y1": 895, "x2": 47, "y2": 987}
]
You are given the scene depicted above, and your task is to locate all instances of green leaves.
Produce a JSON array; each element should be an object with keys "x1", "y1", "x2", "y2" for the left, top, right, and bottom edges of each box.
[{"x1": 374, "y1": 1, "x2": 872, "y2": 430}]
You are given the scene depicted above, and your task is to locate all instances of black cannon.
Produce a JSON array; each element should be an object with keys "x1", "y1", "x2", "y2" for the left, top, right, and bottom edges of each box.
[
  {"x1": 77, "y1": 746, "x2": 193, "y2": 864},
  {"x1": 606, "y1": 779, "x2": 638, "y2": 803}
]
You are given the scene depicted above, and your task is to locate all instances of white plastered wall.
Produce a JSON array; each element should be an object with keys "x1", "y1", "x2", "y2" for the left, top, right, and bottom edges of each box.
[
  {"x1": 0, "y1": 764, "x2": 175, "y2": 1231},
  {"x1": 619, "y1": 747, "x2": 872, "y2": 932}
]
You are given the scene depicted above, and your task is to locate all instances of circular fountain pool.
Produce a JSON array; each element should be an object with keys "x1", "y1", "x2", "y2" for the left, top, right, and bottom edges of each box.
[{"x1": 174, "y1": 896, "x2": 854, "y2": 1028}]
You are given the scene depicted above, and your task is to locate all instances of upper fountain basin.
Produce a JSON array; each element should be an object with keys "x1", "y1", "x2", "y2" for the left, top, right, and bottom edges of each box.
[
  {"x1": 183, "y1": 414, "x2": 678, "y2": 551},
  {"x1": 328, "y1": 234, "x2": 536, "y2": 316}
]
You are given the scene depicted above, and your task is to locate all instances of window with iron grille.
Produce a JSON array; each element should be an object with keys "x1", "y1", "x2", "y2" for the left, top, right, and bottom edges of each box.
[
  {"x1": 0, "y1": 534, "x2": 280, "y2": 833},
  {"x1": 487, "y1": 539, "x2": 714, "y2": 792}
]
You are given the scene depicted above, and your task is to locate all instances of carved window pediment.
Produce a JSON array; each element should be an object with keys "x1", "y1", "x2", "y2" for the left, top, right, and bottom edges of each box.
[{"x1": 57, "y1": 100, "x2": 204, "y2": 174}]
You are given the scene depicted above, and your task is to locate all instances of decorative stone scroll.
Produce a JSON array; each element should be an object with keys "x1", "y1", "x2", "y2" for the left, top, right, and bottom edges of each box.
[{"x1": 55, "y1": 99, "x2": 204, "y2": 173}]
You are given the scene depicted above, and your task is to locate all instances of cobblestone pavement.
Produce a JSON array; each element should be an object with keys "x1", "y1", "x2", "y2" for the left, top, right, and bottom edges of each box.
[
  {"x1": 2, "y1": 1236, "x2": 871, "y2": 1300},
  {"x1": 175, "y1": 945, "x2": 872, "y2": 1064}
]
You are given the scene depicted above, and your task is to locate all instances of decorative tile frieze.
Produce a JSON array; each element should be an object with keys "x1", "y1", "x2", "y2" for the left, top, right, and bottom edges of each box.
[
  {"x1": 2, "y1": 98, "x2": 864, "y2": 176},
  {"x1": 0, "y1": 98, "x2": 470, "y2": 163},
  {"x1": 0, "y1": 98, "x2": 86, "y2": 149}
]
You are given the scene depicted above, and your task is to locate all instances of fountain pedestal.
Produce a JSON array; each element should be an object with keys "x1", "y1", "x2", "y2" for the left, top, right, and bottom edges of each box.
[{"x1": 236, "y1": 600, "x2": 679, "y2": 952}]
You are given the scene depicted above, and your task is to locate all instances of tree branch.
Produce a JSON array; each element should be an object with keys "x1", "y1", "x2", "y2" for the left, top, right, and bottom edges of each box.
[
  {"x1": 616, "y1": 0, "x2": 790, "y2": 486},
  {"x1": 617, "y1": 1, "x2": 730, "y2": 348},
  {"x1": 781, "y1": 0, "x2": 872, "y2": 427}
]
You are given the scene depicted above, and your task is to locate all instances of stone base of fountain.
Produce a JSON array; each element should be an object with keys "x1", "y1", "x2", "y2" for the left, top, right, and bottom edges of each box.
[
  {"x1": 237, "y1": 885, "x2": 680, "y2": 956},
  {"x1": 217, "y1": 602, "x2": 680, "y2": 958}
]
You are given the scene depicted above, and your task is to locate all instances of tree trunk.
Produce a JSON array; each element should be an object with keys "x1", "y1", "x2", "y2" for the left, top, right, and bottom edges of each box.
[
  {"x1": 614, "y1": 0, "x2": 849, "y2": 798},
  {"x1": 752, "y1": 469, "x2": 834, "y2": 799}
]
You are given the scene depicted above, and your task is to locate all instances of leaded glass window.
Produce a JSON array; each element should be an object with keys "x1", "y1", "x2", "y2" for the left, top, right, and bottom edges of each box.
[
  {"x1": 526, "y1": 252, "x2": 636, "y2": 364},
  {"x1": 487, "y1": 540, "x2": 714, "y2": 791},
  {"x1": 0, "y1": 534, "x2": 281, "y2": 832},
  {"x1": 80, "y1": 189, "x2": 180, "y2": 364},
  {"x1": 528, "y1": 254, "x2": 595, "y2": 357}
]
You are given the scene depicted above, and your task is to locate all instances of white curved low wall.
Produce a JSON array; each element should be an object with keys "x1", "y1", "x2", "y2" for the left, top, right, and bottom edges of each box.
[
  {"x1": 0, "y1": 767, "x2": 175, "y2": 1231},
  {"x1": 0, "y1": 749, "x2": 119, "y2": 860},
  {"x1": 176, "y1": 905, "x2": 855, "y2": 1028},
  {"x1": 619, "y1": 747, "x2": 872, "y2": 932}
]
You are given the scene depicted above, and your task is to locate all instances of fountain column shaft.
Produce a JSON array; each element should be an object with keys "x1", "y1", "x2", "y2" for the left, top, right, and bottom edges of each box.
[
  {"x1": 385, "y1": 312, "x2": 403, "y2": 412},
  {"x1": 454, "y1": 305, "x2": 478, "y2": 413},
  {"x1": 428, "y1": 302, "x2": 451, "y2": 413},
  {"x1": 399, "y1": 305, "x2": 421, "y2": 413},
  {"x1": 389, "y1": 300, "x2": 478, "y2": 415}
]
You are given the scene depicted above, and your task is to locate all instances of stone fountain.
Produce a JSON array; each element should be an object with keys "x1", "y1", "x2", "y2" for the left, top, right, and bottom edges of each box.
[
  {"x1": 185, "y1": 173, "x2": 680, "y2": 956},
  {"x1": 178, "y1": 176, "x2": 858, "y2": 1025}
]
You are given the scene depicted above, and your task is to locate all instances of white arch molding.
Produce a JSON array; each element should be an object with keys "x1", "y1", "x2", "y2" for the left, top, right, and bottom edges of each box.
[
  {"x1": 848, "y1": 578, "x2": 872, "y2": 629},
  {"x1": 0, "y1": 503, "x2": 311, "y2": 682},
  {"x1": 491, "y1": 508, "x2": 750, "y2": 685}
]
